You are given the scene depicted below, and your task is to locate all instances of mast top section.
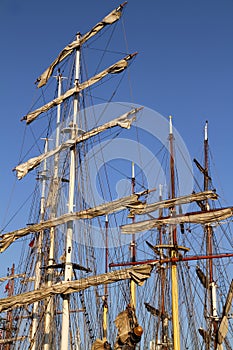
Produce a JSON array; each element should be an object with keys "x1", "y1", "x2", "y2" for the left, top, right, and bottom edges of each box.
[
  {"x1": 36, "y1": 3, "x2": 127, "y2": 88},
  {"x1": 159, "y1": 184, "x2": 163, "y2": 197},
  {"x1": 119, "y1": 2, "x2": 128, "y2": 10},
  {"x1": 204, "y1": 120, "x2": 208, "y2": 141},
  {"x1": 169, "y1": 115, "x2": 173, "y2": 135},
  {"x1": 132, "y1": 161, "x2": 135, "y2": 179}
]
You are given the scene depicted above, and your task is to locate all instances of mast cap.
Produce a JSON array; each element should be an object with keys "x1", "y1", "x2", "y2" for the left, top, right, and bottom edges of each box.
[{"x1": 133, "y1": 325, "x2": 143, "y2": 336}]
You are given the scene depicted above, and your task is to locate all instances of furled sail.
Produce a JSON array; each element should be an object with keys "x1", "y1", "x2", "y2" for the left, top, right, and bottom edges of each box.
[
  {"x1": 216, "y1": 280, "x2": 233, "y2": 349},
  {"x1": 0, "y1": 191, "x2": 146, "y2": 252},
  {"x1": 195, "y1": 265, "x2": 208, "y2": 288},
  {"x1": 0, "y1": 264, "x2": 153, "y2": 313},
  {"x1": 114, "y1": 305, "x2": 143, "y2": 349},
  {"x1": 0, "y1": 273, "x2": 26, "y2": 283},
  {"x1": 16, "y1": 107, "x2": 142, "y2": 179},
  {"x1": 23, "y1": 53, "x2": 136, "y2": 124},
  {"x1": 129, "y1": 190, "x2": 218, "y2": 216},
  {"x1": 91, "y1": 339, "x2": 111, "y2": 350},
  {"x1": 0, "y1": 337, "x2": 26, "y2": 345},
  {"x1": 36, "y1": 3, "x2": 126, "y2": 88},
  {"x1": 121, "y1": 207, "x2": 233, "y2": 234}
]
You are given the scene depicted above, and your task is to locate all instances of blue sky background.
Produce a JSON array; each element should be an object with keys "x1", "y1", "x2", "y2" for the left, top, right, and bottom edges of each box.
[{"x1": 0, "y1": 0, "x2": 233, "y2": 276}]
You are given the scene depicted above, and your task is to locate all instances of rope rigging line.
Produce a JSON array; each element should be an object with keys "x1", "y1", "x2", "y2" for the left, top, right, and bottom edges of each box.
[{"x1": 0, "y1": 187, "x2": 38, "y2": 234}]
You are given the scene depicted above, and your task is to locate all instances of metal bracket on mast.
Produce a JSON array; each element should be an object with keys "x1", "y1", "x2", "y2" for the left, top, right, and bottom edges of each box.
[
  {"x1": 146, "y1": 241, "x2": 190, "y2": 257},
  {"x1": 61, "y1": 124, "x2": 85, "y2": 136},
  {"x1": 41, "y1": 262, "x2": 91, "y2": 273}
]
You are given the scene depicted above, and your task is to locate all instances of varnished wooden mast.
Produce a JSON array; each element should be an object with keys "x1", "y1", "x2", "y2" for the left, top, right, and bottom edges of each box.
[
  {"x1": 169, "y1": 116, "x2": 181, "y2": 350},
  {"x1": 130, "y1": 162, "x2": 136, "y2": 308},
  {"x1": 103, "y1": 215, "x2": 109, "y2": 340},
  {"x1": 204, "y1": 121, "x2": 218, "y2": 349},
  {"x1": 5, "y1": 264, "x2": 14, "y2": 350},
  {"x1": 158, "y1": 185, "x2": 168, "y2": 349}
]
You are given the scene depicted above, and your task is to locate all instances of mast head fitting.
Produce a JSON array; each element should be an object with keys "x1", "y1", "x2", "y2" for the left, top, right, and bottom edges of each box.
[
  {"x1": 133, "y1": 325, "x2": 143, "y2": 337},
  {"x1": 169, "y1": 115, "x2": 173, "y2": 134}
]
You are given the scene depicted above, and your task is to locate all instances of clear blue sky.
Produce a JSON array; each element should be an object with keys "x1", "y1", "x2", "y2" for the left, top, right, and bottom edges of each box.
[{"x1": 0, "y1": 0, "x2": 233, "y2": 275}]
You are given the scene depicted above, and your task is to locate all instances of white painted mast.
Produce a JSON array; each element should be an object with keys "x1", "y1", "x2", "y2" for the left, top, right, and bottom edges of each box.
[
  {"x1": 44, "y1": 73, "x2": 63, "y2": 350},
  {"x1": 60, "y1": 33, "x2": 81, "y2": 349},
  {"x1": 31, "y1": 138, "x2": 48, "y2": 350}
]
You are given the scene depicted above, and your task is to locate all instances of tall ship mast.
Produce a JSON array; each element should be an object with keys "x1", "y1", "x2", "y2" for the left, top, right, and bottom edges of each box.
[{"x1": 0, "y1": 3, "x2": 232, "y2": 349}]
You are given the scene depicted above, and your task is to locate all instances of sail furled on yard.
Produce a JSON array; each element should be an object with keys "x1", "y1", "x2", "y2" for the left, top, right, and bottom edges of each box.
[
  {"x1": 36, "y1": 3, "x2": 125, "y2": 88},
  {"x1": 16, "y1": 108, "x2": 141, "y2": 179},
  {"x1": 114, "y1": 305, "x2": 143, "y2": 349},
  {"x1": 23, "y1": 53, "x2": 136, "y2": 124},
  {"x1": 121, "y1": 207, "x2": 233, "y2": 234},
  {"x1": 0, "y1": 264, "x2": 153, "y2": 312},
  {"x1": 216, "y1": 280, "x2": 233, "y2": 349},
  {"x1": 92, "y1": 339, "x2": 111, "y2": 350},
  {"x1": 128, "y1": 190, "x2": 218, "y2": 216},
  {"x1": 0, "y1": 191, "x2": 146, "y2": 252},
  {"x1": 0, "y1": 274, "x2": 26, "y2": 283},
  {"x1": 0, "y1": 337, "x2": 26, "y2": 345}
]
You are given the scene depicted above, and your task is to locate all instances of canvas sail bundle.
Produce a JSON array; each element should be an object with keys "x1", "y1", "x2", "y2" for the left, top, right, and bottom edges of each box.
[
  {"x1": 114, "y1": 305, "x2": 143, "y2": 349},
  {"x1": 36, "y1": 3, "x2": 125, "y2": 88},
  {"x1": 121, "y1": 207, "x2": 233, "y2": 234},
  {"x1": 0, "y1": 264, "x2": 153, "y2": 313},
  {"x1": 216, "y1": 280, "x2": 233, "y2": 349},
  {"x1": 0, "y1": 337, "x2": 26, "y2": 345},
  {"x1": 0, "y1": 191, "x2": 146, "y2": 252},
  {"x1": 91, "y1": 339, "x2": 111, "y2": 350},
  {"x1": 16, "y1": 107, "x2": 142, "y2": 179},
  {"x1": 0, "y1": 273, "x2": 26, "y2": 283},
  {"x1": 23, "y1": 53, "x2": 136, "y2": 125},
  {"x1": 128, "y1": 190, "x2": 218, "y2": 216}
]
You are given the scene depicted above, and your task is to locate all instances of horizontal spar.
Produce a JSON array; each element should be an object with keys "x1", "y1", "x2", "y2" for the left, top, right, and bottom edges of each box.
[
  {"x1": 15, "y1": 107, "x2": 142, "y2": 179},
  {"x1": 109, "y1": 253, "x2": 233, "y2": 268},
  {"x1": 22, "y1": 53, "x2": 137, "y2": 125},
  {"x1": 36, "y1": 2, "x2": 127, "y2": 87},
  {"x1": 121, "y1": 207, "x2": 233, "y2": 234},
  {"x1": 0, "y1": 264, "x2": 153, "y2": 313},
  {"x1": 0, "y1": 190, "x2": 147, "y2": 252}
]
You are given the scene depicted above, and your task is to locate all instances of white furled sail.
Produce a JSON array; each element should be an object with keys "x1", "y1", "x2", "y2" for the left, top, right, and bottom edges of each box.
[
  {"x1": 128, "y1": 190, "x2": 218, "y2": 216},
  {"x1": 36, "y1": 3, "x2": 126, "y2": 88},
  {"x1": 22, "y1": 53, "x2": 136, "y2": 124},
  {"x1": 0, "y1": 273, "x2": 26, "y2": 282},
  {"x1": 114, "y1": 305, "x2": 143, "y2": 349},
  {"x1": 92, "y1": 339, "x2": 111, "y2": 350},
  {"x1": 121, "y1": 207, "x2": 233, "y2": 234},
  {"x1": 216, "y1": 280, "x2": 233, "y2": 348},
  {"x1": 0, "y1": 264, "x2": 153, "y2": 313},
  {"x1": 15, "y1": 107, "x2": 142, "y2": 179},
  {"x1": 0, "y1": 191, "x2": 147, "y2": 252}
]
